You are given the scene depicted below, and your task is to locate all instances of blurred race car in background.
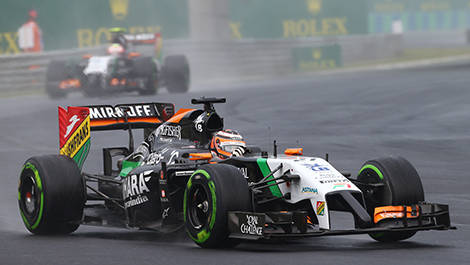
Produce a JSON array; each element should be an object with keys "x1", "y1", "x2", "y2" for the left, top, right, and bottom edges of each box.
[{"x1": 45, "y1": 28, "x2": 190, "y2": 98}]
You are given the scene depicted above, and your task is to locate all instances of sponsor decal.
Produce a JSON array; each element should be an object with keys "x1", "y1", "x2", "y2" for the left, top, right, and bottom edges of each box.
[
  {"x1": 64, "y1": 115, "x2": 81, "y2": 138},
  {"x1": 302, "y1": 163, "x2": 330, "y2": 171},
  {"x1": 319, "y1": 179, "x2": 350, "y2": 184},
  {"x1": 59, "y1": 106, "x2": 90, "y2": 148},
  {"x1": 315, "y1": 172, "x2": 339, "y2": 179},
  {"x1": 175, "y1": 170, "x2": 195, "y2": 177},
  {"x1": 316, "y1": 201, "x2": 325, "y2": 216},
  {"x1": 301, "y1": 186, "x2": 318, "y2": 194},
  {"x1": 332, "y1": 182, "x2": 352, "y2": 189},
  {"x1": 307, "y1": 0, "x2": 322, "y2": 15},
  {"x1": 377, "y1": 212, "x2": 402, "y2": 219},
  {"x1": 60, "y1": 118, "x2": 90, "y2": 158},
  {"x1": 124, "y1": 33, "x2": 156, "y2": 41},
  {"x1": 161, "y1": 105, "x2": 174, "y2": 121},
  {"x1": 168, "y1": 150, "x2": 179, "y2": 165},
  {"x1": 123, "y1": 170, "x2": 152, "y2": 208},
  {"x1": 162, "y1": 207, "x2": 170, "y2": 219},
  {"x1": 0, "y1": 32, "x2": 21, "y2": 55},
  {"x1": 109, "y1": 0, "x2": 129, "y2": 20},
  {"x1": 240, "y1": 215, "x2": 263, "y2": 236},
  {"x1": 141, "y1": 152, "x2": 164, "y2": 166},
  {"x1": 124, "y1": 195, "x2": 149, "y2": 208},
  {"x1": 87, "y1": 104, "x2": 157, "y2": 120},
  {"x1": 155, "y1": 124, "x2": 181, "y2": 139},
  {"x1": 194, "y1": 114, "x2": 204, "y2": 132},
  {"x1": 239, "y1": 167, "x2": 248, "y2": 178}
]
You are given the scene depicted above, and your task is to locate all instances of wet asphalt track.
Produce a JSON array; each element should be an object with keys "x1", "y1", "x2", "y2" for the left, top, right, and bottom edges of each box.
[{"x1": 0, "y1": 63, "x2": 469, "y2": 265}]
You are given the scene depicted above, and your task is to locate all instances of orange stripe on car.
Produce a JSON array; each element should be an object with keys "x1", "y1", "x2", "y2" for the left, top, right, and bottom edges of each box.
[
  {"x1": 373, "y1": 205, "x2": 420, "y2": 224},
  {"x1": 188, "y1": 153, "x2": 212, "y2": 161},
  {"x1": 166, "y1": 109, "x2": 195, "y2": 123},
  {"x1": 90, "y1": 117, "x2": 161, "y2": 127},
  {"x1": 284, "y1": 148, "x2": 303, "y2": 156}
]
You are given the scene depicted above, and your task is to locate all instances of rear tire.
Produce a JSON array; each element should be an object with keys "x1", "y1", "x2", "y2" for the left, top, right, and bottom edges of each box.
[
  {"x1": 357, "y1": 156, "x2": 424, "y2": 242},
  {"x1": 134, "y1": 56, "x2": 158, "y2": 96},
  {"x1": 18, "y1": 155, "x2": 85, "y2": 235},
  {"x1": 184, "y1": 164, "x2": 251, "y2": 248},
  {"x1": 45, "y1": 60, "x2": 68, "y2": 99},
  {"x1": 163, "y1": 55, "x2": 190, "y2": 93}
]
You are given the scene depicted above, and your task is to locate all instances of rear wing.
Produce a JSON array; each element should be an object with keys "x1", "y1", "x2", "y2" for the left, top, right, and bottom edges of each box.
[
  {"x1": 85, "y1": 102, "x2": 174, "y2": 131},
  {"x1": 124, "y1": 33, "x2": 161, "y2": 45},
  {"x1": 124, "y1": 33, "x2": 162, "y2": 60},
  {"x1": 58, "y1": 102, "x2": 174, "y2": 169}
]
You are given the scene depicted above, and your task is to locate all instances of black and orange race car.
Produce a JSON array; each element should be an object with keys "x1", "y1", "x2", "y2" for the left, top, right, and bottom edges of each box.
[
  {"x1": 18, "y1": 97, "x2": 454, "y2": 248},
  {"x1": 45, "y1": 29, "x2": 189, "y2": 98}
]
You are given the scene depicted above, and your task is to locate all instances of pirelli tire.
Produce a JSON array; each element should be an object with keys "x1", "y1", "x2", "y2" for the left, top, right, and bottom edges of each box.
[
  {"x1": 18, "y1": 155, "x2": 85, "y2": 235},
  {"x1": 45, "y1": 60, "x2": 68, "y2": 99},
  {"x1": 134, "y1": 56, "x2": 158, "y2": 95},
  {"x1": 184, "y1": 164, "x2": 251, "y2": 248},
  {"x1": 357, "y1": 156, "x2": 425, "y2": 242},
  {"x1": 163, "y1": 55, "x2": 190, "y2": 93}
]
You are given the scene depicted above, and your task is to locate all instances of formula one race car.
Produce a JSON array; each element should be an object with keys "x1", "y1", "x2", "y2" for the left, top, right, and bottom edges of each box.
[
  {"x1": 45, "y1": 29, "x2": 189, "y2": 98},
  {"x1": 18, "y1": 97, "x2": 454, "y2": 248}
]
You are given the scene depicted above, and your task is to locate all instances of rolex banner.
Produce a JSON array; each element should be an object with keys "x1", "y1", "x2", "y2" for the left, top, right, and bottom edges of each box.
[
  {"x1": 292, "y1": 45, "x2": 342, "y2": 72},
  {"x1": 0, "y1": 0, "x2": 188, "y2": 53},
  {"x1": 228, "y1": 0, "x2": 369, "y2": 39}
]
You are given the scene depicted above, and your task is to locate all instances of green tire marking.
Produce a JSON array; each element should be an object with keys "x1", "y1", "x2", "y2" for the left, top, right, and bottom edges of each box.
[
  {"x1": 359, "y1": 164, "x2": 384, "y2": 180},
  {"x1": 257, "y1": 158, "x2": 282, "y2": 198},
  {"x1": 185, "y1": 169, "x2": 217, "y2": 244},
  {"x1": 360, "y1": 164, "x2": 386, "y2": 239},
  {"x1": 20, "y1": 163, "x2": 44, "y2": 230},
  {"x1": 207, "y1": 180, "x2": 216, "y2": 230},
  {"x1": 196, "y1": 230, "x2": 209, "y2": 242}
]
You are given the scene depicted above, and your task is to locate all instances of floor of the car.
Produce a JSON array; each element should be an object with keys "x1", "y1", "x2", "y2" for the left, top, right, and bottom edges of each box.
[{"x1": 83, "y1": 204, "x2": 128, "y2": 229}]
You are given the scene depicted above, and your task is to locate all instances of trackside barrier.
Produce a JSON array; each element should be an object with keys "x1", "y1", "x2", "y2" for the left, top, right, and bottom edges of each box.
[{"x1": 2, "y1": 31, "x2": 464, "y2": 94}]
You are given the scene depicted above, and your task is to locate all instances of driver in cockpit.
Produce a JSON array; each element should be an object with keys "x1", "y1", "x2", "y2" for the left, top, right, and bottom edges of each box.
[{"x1": 209, "y1": 129, "x2": 246, "y2": 159}]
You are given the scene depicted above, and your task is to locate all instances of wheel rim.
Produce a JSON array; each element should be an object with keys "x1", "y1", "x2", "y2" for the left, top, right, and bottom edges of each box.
[
  {"x1": 187, "y1": 184, "x2": 211, "y2": 230},
  {"x1": 19, "y1": 173, "x2": 39, "y2": 218},
  {"x1": 358, "y1": 165, "x2": 390, "y2": 213}
]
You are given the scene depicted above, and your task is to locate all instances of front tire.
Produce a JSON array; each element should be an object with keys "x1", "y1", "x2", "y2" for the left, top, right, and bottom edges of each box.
[
  {"x1": 18, "y1": 155, "x2": 85, "y2": 234},
  {"x1": 184, "y1": 164, "x2": 251, "y2": 248},
  {"x1": 357, "y1": 156, "x2": 424, "y2": 242}
]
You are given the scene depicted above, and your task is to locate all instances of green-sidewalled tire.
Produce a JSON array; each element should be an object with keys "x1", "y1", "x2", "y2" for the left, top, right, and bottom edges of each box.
[
  {"x1": 357, "y1": 156, "x2": 424, "y2": 242},
  {"x1": 184, "y1": 164, "x2": 251, "y2": 248},
  {"x1": 18, "y1": 155, "x2": 85, "y2": 235}
]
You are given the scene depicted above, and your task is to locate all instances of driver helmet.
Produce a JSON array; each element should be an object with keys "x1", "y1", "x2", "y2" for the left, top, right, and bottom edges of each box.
[
  {"x1": 107, "y1": 43, "x2": 125, "y2": 55},
  {"x1": 110, "y1": 27, "x2": 128, "y2": 49},
  {"x1": 210, "y1": 129, "x2": 246, "y2": 159}
]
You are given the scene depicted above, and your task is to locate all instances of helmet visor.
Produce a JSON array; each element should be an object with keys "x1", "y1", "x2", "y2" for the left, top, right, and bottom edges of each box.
[{"x1": 219, "y1": 141, "x2": 246, "y2": 153}]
